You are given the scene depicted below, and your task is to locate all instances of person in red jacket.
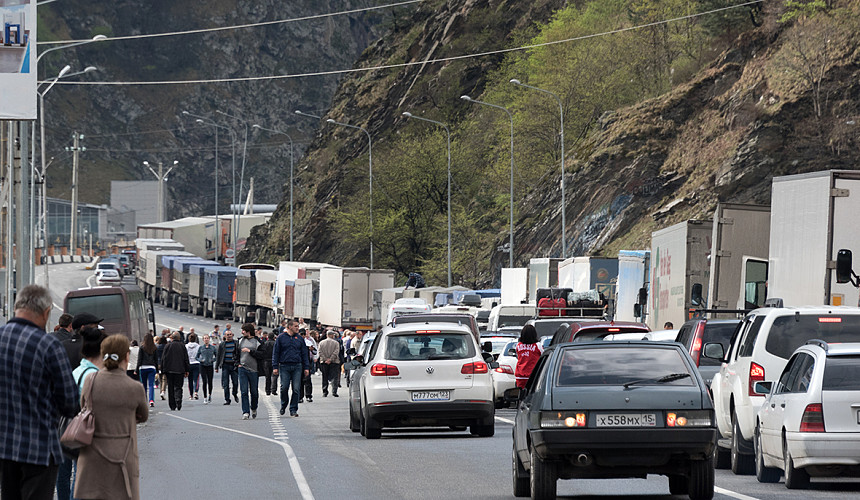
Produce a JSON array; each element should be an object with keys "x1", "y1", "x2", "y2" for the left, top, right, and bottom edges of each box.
[{"x1": 515, "y1": 324, "x2": 543, "y2": 388}]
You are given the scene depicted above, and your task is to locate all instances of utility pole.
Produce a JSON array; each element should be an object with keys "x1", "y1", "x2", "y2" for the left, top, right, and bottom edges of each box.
[
  {"x1": 66, "y1": 132, "x2": 85, "y2": 253},
  {"x1": 15, "y1": 122, "x2": 31, "y2": 287},
  {"x1": 144, "y1": 160, "x2": 176, "y2": 222}
]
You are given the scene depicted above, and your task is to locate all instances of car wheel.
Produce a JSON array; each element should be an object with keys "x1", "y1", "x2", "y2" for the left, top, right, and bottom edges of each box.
[
  {"x1": 359, "y1": 408, "x2": 366, "y2": 437},
  {"x1": 783, "y1": 440, "x2": 809, "y2": 489},
  {"x1": 688, "y1": 456, "x2": 715, "y2": 500},
  {"x1": 364, "y1": 415, "x2": 382, "y2": 440},
  {"x1": 755, "y1": 425, "x2": 780, "y2": 483},
  {"x1": 349, "y1": 402, "x2": 360, "y2": 433},
  {"x1": 667, "y1": 474, "x2": 688, "y2": 495},
  {"x1": 512, "y1": 444, "x2": 529, "y2": 497},
  {"x1": 731, "y1": 412, "x2": 754, "y2": 475},
  {"x1": 471, "y1": 417, "x2": 495, "y2": 437},
  {"x1": 529, "y1": 448, "x2": 557, "y2": 500}
]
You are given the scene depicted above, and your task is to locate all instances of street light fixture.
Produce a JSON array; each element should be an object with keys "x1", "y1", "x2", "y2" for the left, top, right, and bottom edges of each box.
[
  {"x1": 252, "y1": 124, "x2": 295, "y2": 260},
  {"x1": 510, "y1": 79, "x2": 567, "y2": 259},
  {"x1": 216, "y1": 110, "x2": 249, "y2": 255},
  {"x1": 325, "y1": 118, "x2": 374, "y2": 270},
  {"x1": 460, "y1": 95, "x2": 516, "y2": 268},
  {"x1": 402, "y1": 112, "x2": 452, "y2": 286},
  {"x1": 143, "y1": 160, "x2": 177, "y2": 222}
]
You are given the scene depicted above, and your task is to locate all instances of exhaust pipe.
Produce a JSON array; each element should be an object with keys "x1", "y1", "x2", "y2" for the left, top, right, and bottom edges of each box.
[{"x1": 575, "y1": 453, "x2": 593, "y2": 467}]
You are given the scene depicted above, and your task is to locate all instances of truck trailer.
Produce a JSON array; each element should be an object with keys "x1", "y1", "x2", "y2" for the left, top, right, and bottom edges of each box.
[
  {"x1": 317, "y1": 267, "x2": 395, "y2": 330},
  {"x1": 707, "y1": 203, "x2": 770, "y2": 311},
  {"x1": 203, "y1": 266, "x2": 238, "y2": 319}
]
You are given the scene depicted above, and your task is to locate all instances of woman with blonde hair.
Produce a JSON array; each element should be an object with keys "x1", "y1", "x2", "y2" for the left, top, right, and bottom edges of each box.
[{"x1": 74, "y1": 334, "x2": 149, "y2": 500}]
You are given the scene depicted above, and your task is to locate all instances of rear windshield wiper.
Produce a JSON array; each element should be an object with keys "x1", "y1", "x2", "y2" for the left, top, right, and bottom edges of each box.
[{"x1": 623, "y1": 373, "x2": 690, "y2": 389}]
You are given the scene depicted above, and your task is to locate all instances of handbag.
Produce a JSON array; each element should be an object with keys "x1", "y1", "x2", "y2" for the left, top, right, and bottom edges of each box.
[{"x1": 60, "y1": 371, "x2": 98, "y2": 450}]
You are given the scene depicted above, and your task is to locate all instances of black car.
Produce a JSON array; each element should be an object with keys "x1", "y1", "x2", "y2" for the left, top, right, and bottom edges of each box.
[
  {"x1": 512, "y1": 341, "x2": 717, "y2": 500},
  {"x1": 674, "y1": 318, "x2": 740, "y2": 387}
]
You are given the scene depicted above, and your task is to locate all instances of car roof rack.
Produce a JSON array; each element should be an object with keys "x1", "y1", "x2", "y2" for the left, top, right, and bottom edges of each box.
[{"x1": 805, "y1": 339, "x2": 828, "y2": 352}]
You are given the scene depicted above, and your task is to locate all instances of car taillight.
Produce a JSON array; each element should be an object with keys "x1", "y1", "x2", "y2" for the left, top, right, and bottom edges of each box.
[
  {"x1": 748, "y1": 362, "x2": 765, "y2": 396},
  {"x1": 462, "y1": 361, "x2": 488, "y2": 374},
  {"x1": 689, "y1": 322, "x2": 705, "y2": 366},
  {"x1": 370, "y1": 363, "x2": 399, "y2": 376},
  {"x1": 540, "y1": 411, "x2": 587, "y2": 428},
  {"x1": 799, "y1": 403, "x2": 825, "y2": 432},
  {"x1": 495, "y1": 364, "x2": 514, "y2": 374}
]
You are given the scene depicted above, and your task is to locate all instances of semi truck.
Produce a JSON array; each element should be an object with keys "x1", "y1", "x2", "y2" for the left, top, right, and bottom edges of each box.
[
  {"x1": 648, "y1": 220, "x2": 713, "y2": 330},
  {"x1": 769, "y1": 170, "x2": 860, "y2": 307},
  {"x1": 557, "y1": 257, "x2": 619, "y2": 296},
  {"x1": 172, "y1": 259, "x2": 220, "y2": 312},
  {"x1": 294, "y1": 278, "x2": 320, "y2": 327},
  {"x1": 527, "y1": 258, "x2": 563, "y2": 304},
  {"x1": 138, "y1": 217, "x2": 228, "y2": 260},
  {"x1": 614, "y1": 250, "x2": 650, "y2": 322},
  {"x1": 500, "y1": 268, "x2": 528, "y2": 305},
  {"x1": 203, "y1": 266, "x2": 238, "y2": 319},
  {"x1": 276, "y1": 261, "x2": 338, "y2": 324},
  {"x1": 253, "y1": 269, "x2": 279, "y2": 327},
  {"x1": 707, "y1": 203, "x2": 770, "y2": 311},
  {"x1": 317, "y1": 267, "x2": 395, "y2": 330},
  {"x1": 138, "y1": 249, "x2": 194, "y2": 302}
]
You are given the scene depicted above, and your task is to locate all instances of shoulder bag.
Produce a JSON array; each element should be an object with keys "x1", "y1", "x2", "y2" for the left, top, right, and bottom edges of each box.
[{"x1": 60, "y1": 371, "x2": 98, "y2": 449}]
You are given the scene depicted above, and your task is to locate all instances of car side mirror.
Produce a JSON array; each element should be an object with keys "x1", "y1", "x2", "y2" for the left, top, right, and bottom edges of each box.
[
  {"x1": 690, "y1": 283, "x2": 703, "y2": 307},
  {"x1": 488, "y1": 360, "x2": 499, "y2": 370},
  {"x1": 753, "y1": 381, "x2": 772, "y2": 395},
  {"x1": 482, "y1": 341, "x2": 493, "y2": 353},
  {"x1": 702, "y1": 342, "x2": 725, "y2": 360}
]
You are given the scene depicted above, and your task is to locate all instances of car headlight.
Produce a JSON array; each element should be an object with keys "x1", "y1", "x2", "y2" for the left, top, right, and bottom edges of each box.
[
  {"x1": 666, "y1": 410, "x2": 712, "y2": 427},
  {"x1": 540, "y1": 411, "x2": 587, "y2": 428}
]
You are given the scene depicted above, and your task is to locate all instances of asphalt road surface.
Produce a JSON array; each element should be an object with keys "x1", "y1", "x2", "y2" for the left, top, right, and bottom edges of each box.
[{"x1": 34, "y1": 263, "x2": 860, "y2": 499}]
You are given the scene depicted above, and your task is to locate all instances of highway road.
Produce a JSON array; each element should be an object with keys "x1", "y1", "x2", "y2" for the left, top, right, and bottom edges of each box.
[{"x1": 37, "y1": 263, "x2": 860, "y2": 499}]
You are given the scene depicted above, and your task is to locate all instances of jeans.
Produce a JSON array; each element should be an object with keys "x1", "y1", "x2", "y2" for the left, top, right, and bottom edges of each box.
[
  {"x1": 188, "y1": 363, "x2": 200, "y2": 395},
  {"x1": 238, "y1": 366, "x2": 259, "y2": 414},
  {"x1": 221, "y1": 362, "x2": 238, "y2": 402},
  {"x1": 167, "y1": 373, "x2": 184, "y2": 410},
  {"x1": 1, "y1": 458, "x2": 59, "y2": 500},
  {"x1": 139, "y1": 367, "x2": 157, "y2": 402},
  {"x1": 261, "y1": 360, "x2": 276, "y2": 394},
  {"x1": 321, "y1": 362, "x2": 340, "y2": 395},
  {"x1": 55, "y1": 456, "x2": 74, "y2": 500},
  {"x1": 278, "y1": 363, "x2": 303, "y2": 415},
  {"x1": 200, "y1": 364, "x2": 214, "y2": 398},
  {"x1": 300, "y1": 371, "x2": 313, "y2": 400}
]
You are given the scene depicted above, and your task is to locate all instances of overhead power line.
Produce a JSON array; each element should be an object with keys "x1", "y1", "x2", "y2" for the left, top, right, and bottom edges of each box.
[
  {"x1": 37, "y1": 0, "x2": 423, "y2": 45},
  {"x1": 49, "y1": 0, "x2": 765, "y2": 87}
]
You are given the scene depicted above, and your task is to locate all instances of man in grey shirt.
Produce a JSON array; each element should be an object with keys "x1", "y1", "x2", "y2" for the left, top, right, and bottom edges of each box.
[{"x1": 236, "y1": 323, "x2": 263, "y2": 419}]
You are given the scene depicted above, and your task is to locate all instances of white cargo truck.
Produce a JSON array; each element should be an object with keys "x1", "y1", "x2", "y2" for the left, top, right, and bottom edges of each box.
[
  {"x1": 708, "y1": 203, "x2": 770, "y2": 311},
  {"x1": 557, "y1": 257, "x2": 619, "y2": 296},
  {"x1": 276, "y1": 262, "x2": 338, "y2": 323},
  {"x1": 253, "y1": 269, "x2": 279, "y2": 327},
  {"x1": 317, "y1": 267, "x2": 395, "y2": 331},
  {"x1": 648, "y1": 220, "x2": 713, "y2": 330},
  {"x1": 527, "y1": 258, "x2": 562, "y2": 304},
  {"x1": 500, "y1": 268, "x2": 528, "y2": 305},
  {"x1": 614, "y1": 250, "x2": 650, "y2": 322},
  {"x1": 769, "y1": 170, "x2": 860, "y2": 307},
  {"x1": 137, "y1": 217, "x2": 224, "y2": 260},
  {"x1": 294, "y1": 278, "x2": 320, "y2": 326}
]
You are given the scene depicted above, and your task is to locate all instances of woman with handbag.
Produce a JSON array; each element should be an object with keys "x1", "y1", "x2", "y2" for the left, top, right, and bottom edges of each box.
[{"x1": 74, "y1": 334, "x2": 149, "y2": 500}]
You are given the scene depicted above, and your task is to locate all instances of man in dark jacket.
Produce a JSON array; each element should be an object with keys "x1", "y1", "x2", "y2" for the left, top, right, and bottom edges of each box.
[
  {"x1": 161, "y1": 332, "x2": 190, "y2": 411},
  {"x1": 215, "y1": 330, "x2": 239, "y2": 405},
  {"x1": 272, "y1": 320, "x2": 309, "y2": 417},
  {"x1": 262, "y1": 332, "x2": 277, "y2": 396}
]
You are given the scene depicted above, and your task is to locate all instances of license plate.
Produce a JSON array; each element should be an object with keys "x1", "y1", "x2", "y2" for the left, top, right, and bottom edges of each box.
[
  {"x1": 595, "y1": 413, "x2": 657, "y2": 427},
  {"x1": 412, "y1": 391, "x2": 450, "y2": 401}
]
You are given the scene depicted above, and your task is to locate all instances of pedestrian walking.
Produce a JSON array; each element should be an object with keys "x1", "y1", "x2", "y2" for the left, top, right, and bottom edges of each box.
[
  {"x1": 299, "y1": 329, "x2": 317, "y2": 403},
  {"x1": 262, "y1": 332, "x2": 277, "y2": 396},
  {"x1": 318, "y1": 330, "x2": 342, "y2": 397},
  {"x1": 216, "y1": 330, "x2": 240, "y2": 405},
  {"x1": 186, "y1": 333, "x2": 201, "y2": 400},
  {"x1": 136, "y1": 333, "x2": 159, "y2": 408},
  {"x1": 74, "y1": 334, "x2": 149, "y2": 500},
  {"x1": 161, "y1": 332, "x2": 190, "y2": 410},
  {"x1": 210, "y1": 324, "x2": 221, "y2": 345},
  {"x1": 272, "y1": 320, "x2": 309, "y2": 417},
  {"x1": 52, "y1": 313, "x2": 74, "y2": 340},
  {"x1": 196, "y1": 334, "x2": 217, "y2": 403},
  {"x1": 127, "y1": 340, "x2": 140, "y2": 380},
  {"x1": 50, "y1": 312, "x2": 80, "y2": 500},
  {"x1": 0, "y1": 285, "x2": 78, "y2": 500},
  {"x1": 237, "y1": 323, "x2": 264, "y2": 419},
  {"x1": 156, "y1": 334, "x2": 168, "y2": 400}
]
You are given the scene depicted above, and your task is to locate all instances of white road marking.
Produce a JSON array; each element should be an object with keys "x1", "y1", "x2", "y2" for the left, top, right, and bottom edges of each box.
[
  {"x1": 714, "y1": 486, "x2": 759, "y2": 500},
  {"x1": 163, "y1": 411, "x2": 314, "y2": 500},
  {"x1": 495, "y1": 416, "x2": 515, "y2": 424}
]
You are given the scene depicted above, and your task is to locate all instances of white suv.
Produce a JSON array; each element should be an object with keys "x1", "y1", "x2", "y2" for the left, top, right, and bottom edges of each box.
[
  {"x1": 709, "y1": 306, "x2": 860, "y2": 475},
  {"x1": 755, "y1": 341, "x2": 860, "y2": 488},
  {"x1": 355, "y1": 322, "x2": 496, "y2": 439}
]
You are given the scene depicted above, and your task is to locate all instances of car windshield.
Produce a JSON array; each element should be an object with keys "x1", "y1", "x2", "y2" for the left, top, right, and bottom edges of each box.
[
  {"x1": 765, "y1": 316, "x2": 860, "y2": 359},
  {"x1": 555, "y1": 347, "x2": 694, "y2": 387},
  {"x1": 822, "y1": 355, "x2": 860, "y2": 390},
  {"x1": 482, "y1": 337, "x2": 513, "y2": 356},
  {"x1": 530, "y1": 320, "x2": 571, "y2": 338},
  {"x1": 387, "y1": 333, "x2": 475, "y2": 360}
]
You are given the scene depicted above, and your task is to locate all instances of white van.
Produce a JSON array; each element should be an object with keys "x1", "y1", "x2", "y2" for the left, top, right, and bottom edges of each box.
[
  {"x1": 487, "y1": 304, "x2": 536, "y2": 331},
  {"x1": 385, "y1": 298, "x2": 432, "y2": 325}
]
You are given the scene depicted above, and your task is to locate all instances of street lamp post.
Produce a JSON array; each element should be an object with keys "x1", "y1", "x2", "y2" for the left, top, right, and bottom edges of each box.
[
  {"x1": 401, "y1": 112, "x2": 452, "y2": 286},
  {"x1": 326, "y1": 118, "x2": 374, "y2": 270},
  {"x1": 216, "y1": 110, "x2": 249, "y2": 258},
  {"x1": 143, "y1": 160, "x2": 177, "y2": 222},
  {"x1": 460, "y1": 95, "x2": 515, "y2": 268},
  {"x1": 183, "y1": 111, "x2": 237, "y2": 261},
  {"x1": 510, "y1": 79, "x2": 566, "y2": 259},
  {"x1": 252, "y1": 124, "x2": 294, "y2": 260}
]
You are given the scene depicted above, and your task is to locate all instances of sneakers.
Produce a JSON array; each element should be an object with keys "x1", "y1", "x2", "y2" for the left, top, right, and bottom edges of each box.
[
  {"x1": 307, "y1": 396, "x2": 313, "y2": 402},
  {"x1": 298, "y1": 398, "x2": 304, "y2": 404},
  {"x1": 333, "y1": 393, "x2": 339, "y2": 397},
  {"x1": 160, "y1": 393, "x2": 165, "y2": 400},
  {"x1": 207, "y1": 396, "x2": 212, "y2": 403},
  {"x1": 203, "y1": 399, "x2": 209, "y2": 405},
  {"x1": 233, "y1": 394, "x2": 239, "y2": 403},
  {"x1": 149, "y1": 400, "x2": 154, "y2": 407},
  {"x1": 291, "y1": 412, "x2": 299, "y2": 417},
  {"x1": 242, "y1": 413, "x2": 250, "y2": 420},
  {"x1": 279, "y1": 405, "x2": 286, "y2": 416},
  {"x1": 194, "y1": 393, "x2": 199, "y2": 400},
  {"x1": 223, "y1": 401, "x2": 231, "y2": 406},
  {"x1": 252, "y1": 409, "x2": 257, "y2": 419}
]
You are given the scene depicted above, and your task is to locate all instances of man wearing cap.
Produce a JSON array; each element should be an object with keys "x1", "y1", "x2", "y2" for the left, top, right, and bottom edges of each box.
[{"x1": 61, "y1": 313, "x2": 103, "y2": 369}]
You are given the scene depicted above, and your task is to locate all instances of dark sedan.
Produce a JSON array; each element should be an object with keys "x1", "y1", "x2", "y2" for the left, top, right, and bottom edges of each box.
[{"x1": 512, "y1": 341, "x2": 717, "y2": 500}]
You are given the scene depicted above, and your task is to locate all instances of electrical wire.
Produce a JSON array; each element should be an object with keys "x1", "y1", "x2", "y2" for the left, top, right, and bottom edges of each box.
[
  {"x1": 37, "y1": 0, "x2": 423, "y2": 45},
  {"x1": 48, "y1": 0, "x2": 764, "y2": 87}
]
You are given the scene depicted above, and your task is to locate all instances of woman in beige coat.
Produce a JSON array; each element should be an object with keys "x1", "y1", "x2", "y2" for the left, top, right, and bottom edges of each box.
[{"x1": 75, "y1": 334, "x2": 149, "y2": 500}]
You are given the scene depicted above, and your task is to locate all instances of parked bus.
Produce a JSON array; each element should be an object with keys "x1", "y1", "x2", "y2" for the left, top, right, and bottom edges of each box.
[{"x1": 64, "y1": 285, "x2": 155, "y2": 343}]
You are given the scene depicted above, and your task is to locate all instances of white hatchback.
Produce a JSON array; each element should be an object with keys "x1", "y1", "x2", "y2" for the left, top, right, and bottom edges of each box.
[
  {"x1": 357, "y1": 322, "x2": 496, "y2": 439},
  {"x1": 755, "y1": 340, "x2": 860, "y2": 488},
  {"x1": 491, "y1": 340, "x2": 517, "y2": 407}
]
